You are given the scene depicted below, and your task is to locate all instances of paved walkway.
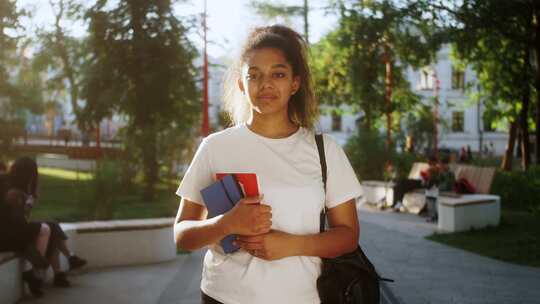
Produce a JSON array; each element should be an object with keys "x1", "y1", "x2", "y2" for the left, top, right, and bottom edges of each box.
[
  {"x1": 358, "y1": 204, "x2": 540, "y2": 304},
  {"x1": 18, "y1": 204, "x2": 540, "y2": 304}
]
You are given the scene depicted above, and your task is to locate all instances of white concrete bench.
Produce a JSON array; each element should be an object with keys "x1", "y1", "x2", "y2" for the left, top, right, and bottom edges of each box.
[
  {"x1": 0, "y1": 252, "x2": 22, "y2": 304},
  {"x1": 0, "y1": 218, "x2": 177, "y2": 303},
  {"x1": 437, "y1": 194, "x2": 500, "y2": 233},
  {"x1": 64, "y1": 218, "x2": 177, "y2": 269},
  {"x1": 360, "y1": 180, "x2": 394, "y2": 207}
]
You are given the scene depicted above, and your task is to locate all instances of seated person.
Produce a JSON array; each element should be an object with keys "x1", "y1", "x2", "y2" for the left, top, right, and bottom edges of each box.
[
  {"x1": 2, "y1": 157, "x2": 87, "y2": 296},
  {"x1": 390, "y1": 156, "x2": 440, "y2": 210},
  {"x1": 1, "y1": 173, "x2": 50, "y2": 297}
]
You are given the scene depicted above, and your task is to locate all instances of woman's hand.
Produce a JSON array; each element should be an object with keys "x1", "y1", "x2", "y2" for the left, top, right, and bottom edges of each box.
[
  {"x1": 220, "y1": 195, "x2": 272, "y2": 236},
  {"x1": 234, "y1": 230, "x2": 297, "y2": 261}
]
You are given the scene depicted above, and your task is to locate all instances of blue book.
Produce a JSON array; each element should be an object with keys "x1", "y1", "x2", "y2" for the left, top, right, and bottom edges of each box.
[{"x1": 200, "y1": 174, "x2": 244, "y2": 253}]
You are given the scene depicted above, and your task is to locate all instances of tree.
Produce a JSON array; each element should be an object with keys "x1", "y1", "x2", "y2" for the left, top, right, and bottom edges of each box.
[
  {"x1": 0, "y1": 1, "x2": 45, "y2": 155},
  {"x1": 86, "y1": 0, "x2": 199, "y2": 200},
  {"x1": 311, "y1": 1, "x2": 442, "y2": 148},
  {"x1": 250, "y1": 0, "x2": 310, "y2": 42},
  {"x1": 33, "y1": 0, "x2": 92, "y2": 134},
  {"x1": 424, "y1": 0, "x2": 539, "y2": 170}
]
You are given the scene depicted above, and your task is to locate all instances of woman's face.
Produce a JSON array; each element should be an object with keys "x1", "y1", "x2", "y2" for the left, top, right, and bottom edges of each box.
[{"x1": 238, "y1": 47, "x2": 300, "y2": 119}]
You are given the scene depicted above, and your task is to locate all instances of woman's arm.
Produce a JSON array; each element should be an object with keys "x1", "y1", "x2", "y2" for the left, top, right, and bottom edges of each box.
[
  {"x1": 235, "y1": 199, "x2": 359, "y2": 260},
  {"x1": 174, "y1": 196, "x2": 272, "y2": 251}
]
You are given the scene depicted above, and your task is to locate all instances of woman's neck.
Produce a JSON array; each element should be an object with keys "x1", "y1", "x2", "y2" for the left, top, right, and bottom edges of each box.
[{"x1": 247, "y1": 112, "x2": 299, "y2": 139}]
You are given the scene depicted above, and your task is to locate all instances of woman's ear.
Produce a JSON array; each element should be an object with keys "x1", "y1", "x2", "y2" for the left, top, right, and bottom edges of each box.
[{"x1": 292, "y1": 76, "x2": 301, "y2": 95}]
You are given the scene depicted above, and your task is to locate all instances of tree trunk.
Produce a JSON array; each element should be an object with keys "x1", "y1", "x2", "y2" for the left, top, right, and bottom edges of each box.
[
  {"x1": 519, "y1": 47, "x2": 531, "y2": 170},
  {"x1": 516, "y1": 128, "x2": 522, "y2": 158},
  {"x1": 502, "y1": 120, "x2": 517, "y2": 171},
  {"x1": 142, "y1": 127, "x2": 158, "y2": 201},
  {"x1": 534, "y1": 4, "x2": 540, "y2": 164}
]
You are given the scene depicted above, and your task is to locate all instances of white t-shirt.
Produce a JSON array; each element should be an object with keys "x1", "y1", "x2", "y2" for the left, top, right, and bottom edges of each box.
[{"x1": 176, "y1": 124, "x2": 362, "y2": 304}]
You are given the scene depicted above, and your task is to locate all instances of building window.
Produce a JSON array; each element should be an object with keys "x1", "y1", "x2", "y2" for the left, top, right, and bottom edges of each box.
[
  {"x1": 451, "y1": 66, "x2": 465, "y2": 90},
  {"x1": 451, "y1": 111, "x2": 464, "y2": 132},
  {"x1": 332, "y1": 111, "x2": 342, "y2": 132},
  {"x1": 419, "y1": 68, "x2": 433, "y2": 90}
]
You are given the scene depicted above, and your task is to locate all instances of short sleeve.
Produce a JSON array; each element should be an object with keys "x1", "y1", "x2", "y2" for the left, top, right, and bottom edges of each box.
[
  {"x1": 323, "y1": 135, "x2": 363, "y2": 209},
  {"x1": 175, "y1": 139, "x2": 214, "y2": 206}
]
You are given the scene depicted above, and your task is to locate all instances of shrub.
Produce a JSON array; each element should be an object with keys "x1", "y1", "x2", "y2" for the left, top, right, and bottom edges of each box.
[
  {"x1": 344, "y1": 128, "x2": 389, "y2": 181},
  {"x1": 491, "y1": 165, "x2": 540, "y2": 211},
  {"x1": 79, "y1": 159, "x2": 123, "y2": 219}
]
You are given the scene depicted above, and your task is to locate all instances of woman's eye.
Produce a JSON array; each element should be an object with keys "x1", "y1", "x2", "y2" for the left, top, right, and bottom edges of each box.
[
  {"x1": 247, "y1": 74, "x2": 258, "y2": 80},
  {"x1": 273, "y1": 72, "x2": 286, "y2": 78}
]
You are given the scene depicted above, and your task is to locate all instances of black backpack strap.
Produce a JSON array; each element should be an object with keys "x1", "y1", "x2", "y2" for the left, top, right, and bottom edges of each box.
[{"x1": 315, "y1": 134, "x2": 327, "y2": 233}]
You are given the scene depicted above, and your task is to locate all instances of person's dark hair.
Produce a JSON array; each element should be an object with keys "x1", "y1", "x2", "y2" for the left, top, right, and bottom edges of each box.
[
  {"x1": 223, "y1": 25, "x2": 318, "y2": 129},
  {"x1": 8, "y1": 157, "x2": 38, "y2": 198}
]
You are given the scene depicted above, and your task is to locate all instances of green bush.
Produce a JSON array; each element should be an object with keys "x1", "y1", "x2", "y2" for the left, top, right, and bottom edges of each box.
[
  {"x1": 491, "y1": 166, "x2": 540, "y2": 211},
  {"x1": 344, "y1": 128, "x2": 389, "y2": 181},
  {"x1": 344, "y1": 128, "x2": 424, "y2": 181},
  {"x1": 79, "y1": 159, "x2": 123, "y2": 219}
]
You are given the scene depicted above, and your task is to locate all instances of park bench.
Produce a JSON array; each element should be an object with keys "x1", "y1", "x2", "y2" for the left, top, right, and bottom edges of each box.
[
  {"x1": 361, "y1": 162, "x2": 501, "y2": 233},
  {"x1": 62, "y1": 218, "x2": 177, "y2": 269},
  {"x1": 360, "y1": 162, "x2": 429, "y2": 207},
  {"x1": 0, "y1": 252, "x2": 22, "y2": 304},
  {"x1": 402, "y1": 163, "x2": 500, "y2": 232},
  {"x1": 0, "y1": 218, "x2": 177, "y2": 303}
]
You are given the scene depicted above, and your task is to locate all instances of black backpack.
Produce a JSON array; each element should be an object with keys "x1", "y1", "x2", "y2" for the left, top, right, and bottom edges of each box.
[{"x1": 314, "y1": 134, "x2": 392, "y2": 304}]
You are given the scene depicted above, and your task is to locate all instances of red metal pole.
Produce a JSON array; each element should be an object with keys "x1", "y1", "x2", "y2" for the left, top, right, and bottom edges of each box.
[
  {"x1": 433, "y1": 70, "x2": 440, "y2": 160},
  {"x1": 201, "y1": 0, "x2": 210, "y2": 137}
]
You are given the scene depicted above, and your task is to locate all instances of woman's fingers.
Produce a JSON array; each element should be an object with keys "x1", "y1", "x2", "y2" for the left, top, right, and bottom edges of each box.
[{"x1": 234, "y1": 237, "x2": 264, "y2": 251}]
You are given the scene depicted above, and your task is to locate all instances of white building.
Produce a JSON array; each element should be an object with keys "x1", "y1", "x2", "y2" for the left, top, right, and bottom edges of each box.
[
  {"x1": 315, "y1": 44, "x2": 509, "y2": 155},
  {"x1": 406, "y1": 45, "x2": 508, "y2": 156}
]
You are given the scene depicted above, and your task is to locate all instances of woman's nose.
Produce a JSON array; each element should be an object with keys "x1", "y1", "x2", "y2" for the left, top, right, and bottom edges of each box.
[{"x1": 259, "y1": 74, "x2": 275, "y2": 89}]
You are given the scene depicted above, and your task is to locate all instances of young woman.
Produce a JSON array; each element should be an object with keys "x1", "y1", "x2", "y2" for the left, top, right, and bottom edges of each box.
[
  {"x1": 174, "y1": 25, "x2": 362, "y2": 304},
  {"x1": 0, "y1": 157, "x2": 87, "y2": 296}
]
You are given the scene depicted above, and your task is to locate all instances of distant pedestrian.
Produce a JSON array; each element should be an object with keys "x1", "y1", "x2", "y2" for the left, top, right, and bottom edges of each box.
[
  {"x1": 467, "y1": 145, "x2": 473, "y2": 162},
  {"x1": 489, "y1": 142, "x2": 495, "y2": 157},
  {"x1": 459, "y1": 146, "x2": 467, "y2": 163}
]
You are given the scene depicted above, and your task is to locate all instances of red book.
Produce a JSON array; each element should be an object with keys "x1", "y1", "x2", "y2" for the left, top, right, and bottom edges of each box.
[{"x1": 216, "y1": 173, "x2": 259, "y2": 197}]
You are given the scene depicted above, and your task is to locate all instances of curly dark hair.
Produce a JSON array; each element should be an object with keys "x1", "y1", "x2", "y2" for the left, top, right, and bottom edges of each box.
[{"x1": 223, "y1": 25, "x2": 318, "y2": 129}]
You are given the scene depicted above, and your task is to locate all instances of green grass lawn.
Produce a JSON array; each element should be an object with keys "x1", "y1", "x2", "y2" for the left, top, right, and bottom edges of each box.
[
  {"x1": 427, "y1": 209, "x2": 540, "y2": 267},
  {"x1": 31, "y1": 167, "x2": 181, "y2": 222}
]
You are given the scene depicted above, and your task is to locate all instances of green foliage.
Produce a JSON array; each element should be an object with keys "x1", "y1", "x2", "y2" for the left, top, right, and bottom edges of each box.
[
  {"x1": 85, "y1": 159, "x2": 123, "y2": 219},
  {"x1": 310, "y1": 0, "x2": 442, "y2": 131},
  {"x1": 86, "y1": 0, "x2": 200, "y2": 200},
  {"x1": 402, "y1": 102, "x2": 437, "y2": 153},
  {"x1": 0, "y1": 2, "x2": 45, "y2": 156},
  {"x1": 491, "y1": 166, "x2": 540, "y2": 212},
  {"x1": 425, "y1": 0, "x2": 539, "y2": 169},
  {"x1": 32, "y1": 167, "x2": 178, "y2": 222},
  {"x1": 33, "y1": 0, "x2": 90, "y2": 131},
  {"x1": 344, "y1": 127, "x2": 389, "y2": 180},
  {"x1": 249, "y1": 0, "x2": 309, "y2": 41}
]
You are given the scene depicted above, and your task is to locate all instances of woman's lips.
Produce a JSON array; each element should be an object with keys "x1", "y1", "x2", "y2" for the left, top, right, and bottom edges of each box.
[{"x1": 258, "y1": 95, "x2": 278, "y2": 101}]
